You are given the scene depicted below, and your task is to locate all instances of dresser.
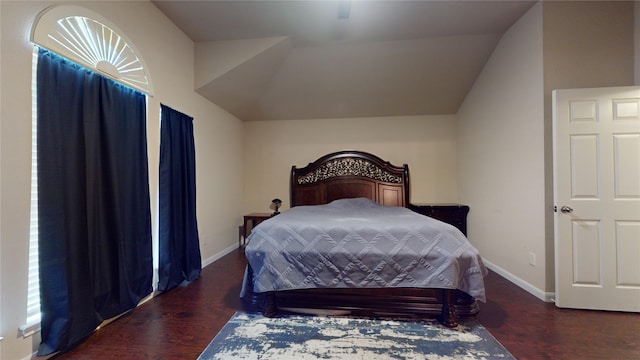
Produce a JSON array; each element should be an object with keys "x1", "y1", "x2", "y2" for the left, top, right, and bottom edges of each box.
[{"x1": 408, "y1": 203, "x2": 470, "y2": 236}]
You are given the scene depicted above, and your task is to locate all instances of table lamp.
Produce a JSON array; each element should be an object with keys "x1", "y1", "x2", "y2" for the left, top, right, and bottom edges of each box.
[{"x1": 271, "y1": 198, "x2": 282, "y2": 216}]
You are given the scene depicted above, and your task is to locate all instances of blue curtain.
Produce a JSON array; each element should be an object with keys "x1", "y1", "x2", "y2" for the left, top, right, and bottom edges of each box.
[
  {"x1": 36, "y1": 49, "x2": 153, "y2": 355},
  {"x1": 158, "y1": 105, "x2": 201, "y2": 292}
]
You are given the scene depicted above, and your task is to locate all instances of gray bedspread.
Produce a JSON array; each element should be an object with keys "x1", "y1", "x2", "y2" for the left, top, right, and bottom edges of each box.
[{"x1": 244, "y1": 198, "x2": 487, "y2": 301}]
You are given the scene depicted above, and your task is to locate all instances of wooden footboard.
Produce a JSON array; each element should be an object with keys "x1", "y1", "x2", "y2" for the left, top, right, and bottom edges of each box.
[{"x1": 242, "y1": 285, "x2": 479, "y2": 328}]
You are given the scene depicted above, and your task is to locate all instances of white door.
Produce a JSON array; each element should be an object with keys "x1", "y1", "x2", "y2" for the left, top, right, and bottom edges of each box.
[{"x1": 553, "y1": 86, "x2": 640, "y2": 311}]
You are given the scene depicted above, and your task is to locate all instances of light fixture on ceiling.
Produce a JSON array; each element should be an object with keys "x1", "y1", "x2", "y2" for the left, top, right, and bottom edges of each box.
[{"x1": 337, "y1": 1, "x2": 351, "y2": 20}]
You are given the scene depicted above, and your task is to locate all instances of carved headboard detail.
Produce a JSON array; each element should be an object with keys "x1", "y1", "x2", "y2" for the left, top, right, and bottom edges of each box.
[{"x1": 290, "y1": 150, "x2": 410, "y2": 208}]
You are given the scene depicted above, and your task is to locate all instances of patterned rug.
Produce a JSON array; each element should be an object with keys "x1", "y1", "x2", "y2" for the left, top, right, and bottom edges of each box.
[{"x1": 198, "y1": 312, "x2": 515, "y2": 359}]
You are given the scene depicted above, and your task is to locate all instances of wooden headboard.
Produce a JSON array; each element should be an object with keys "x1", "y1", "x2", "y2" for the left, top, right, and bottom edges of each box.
[{"x1": 290, "y1": 150, "x2": 410, "y2": 207}]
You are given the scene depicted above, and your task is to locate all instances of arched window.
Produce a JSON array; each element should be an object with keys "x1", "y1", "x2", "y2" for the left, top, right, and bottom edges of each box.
[
  {"x1": 31, "y1": 5, "x2": 153, "y2": 95},
  {"x1": 21, "y1": 5, "x2": 153, "y2": 337}
]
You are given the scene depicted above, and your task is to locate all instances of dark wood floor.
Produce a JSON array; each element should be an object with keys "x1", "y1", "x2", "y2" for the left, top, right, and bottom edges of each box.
[{"x1": 51, "y1": 249, "x2": 640, "y2": 360}]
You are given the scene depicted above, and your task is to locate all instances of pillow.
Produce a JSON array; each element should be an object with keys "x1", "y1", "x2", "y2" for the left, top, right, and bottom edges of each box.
[{"x1": 326, "y1": 197, "x2": 380, "y2": 209}]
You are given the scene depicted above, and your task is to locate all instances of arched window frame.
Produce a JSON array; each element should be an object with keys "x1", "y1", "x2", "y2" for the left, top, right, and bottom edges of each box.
[{"x1": 31, "y1": 5, "x2": 154, "y2": 95}]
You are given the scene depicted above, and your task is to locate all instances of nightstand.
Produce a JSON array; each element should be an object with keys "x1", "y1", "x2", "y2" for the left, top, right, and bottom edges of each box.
[
  {"x1": 408, "y1": 203, "x2": 470, "y2": 235},
  {"x1": 239, "y1": 213, "x2": 272, "y2": 247}
]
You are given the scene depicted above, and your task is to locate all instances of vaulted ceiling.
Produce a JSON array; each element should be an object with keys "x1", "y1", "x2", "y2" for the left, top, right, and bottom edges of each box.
[{"x1": 152, "y1": 1, "x2": 536, "y2": 121}]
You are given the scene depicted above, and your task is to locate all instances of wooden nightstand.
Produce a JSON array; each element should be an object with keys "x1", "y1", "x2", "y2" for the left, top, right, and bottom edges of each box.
[
  {"x1": 408, "y1": 203, "x2": 470, "y2": 236},
  {"x1": 239, "y1": 213, "x2": 272, "y2": 247}
]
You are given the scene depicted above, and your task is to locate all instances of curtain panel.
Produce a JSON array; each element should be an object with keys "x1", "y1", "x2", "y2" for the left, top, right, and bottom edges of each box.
[
  {"x1": 158, "y1": 105, "x2": 202, "y2": 292},
  {"x1": 36, "y1": 49, "x2": 153, "y2": 355}
]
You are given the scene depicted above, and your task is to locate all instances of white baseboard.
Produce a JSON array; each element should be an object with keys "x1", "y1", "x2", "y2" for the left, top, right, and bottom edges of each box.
[
  {"x1": 482, "y1": 259, "x2": 555, "y2": 303},
  {"x1": 202, "y1": 243, "x2": 240, "y2": 268}
]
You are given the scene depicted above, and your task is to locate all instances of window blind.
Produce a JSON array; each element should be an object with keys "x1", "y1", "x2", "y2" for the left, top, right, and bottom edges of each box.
[{"x1": 22, "y1": 47, "x2": 41, "y2": 336}]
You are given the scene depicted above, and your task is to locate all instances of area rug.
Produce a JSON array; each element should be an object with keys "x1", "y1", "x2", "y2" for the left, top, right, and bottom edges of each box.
[{"x1": 198, "y1": 312, "x2": 515, "y2": 359}]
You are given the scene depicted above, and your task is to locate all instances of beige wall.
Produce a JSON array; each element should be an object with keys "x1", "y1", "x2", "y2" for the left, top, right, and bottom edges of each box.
[
  {"x1": 542, "y1": 0, "x2": 635, "y2": 293},
  {"x1": 543, "y1": 1, "x2": 635, "y2": 291},
  {"x1": 458, "y1": 3, "x2": 546, "y2": 295},
  {"x1": 458, "y1": 0, "x2": 635, "y2": 300},
  {"x1": 0, "y1": 1, "x2": 243, "y2": 359},
  {"x1": 543, "y1": 1, "x2": 634, "y2": 95},
  {"x1": 243, "y1": 115, "x2": 459, "y2": 213}
]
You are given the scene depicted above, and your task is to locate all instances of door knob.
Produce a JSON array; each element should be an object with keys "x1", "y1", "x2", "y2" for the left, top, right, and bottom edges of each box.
[{"x1": 560, "y1": 206, "x2": 573, "y2": 214}]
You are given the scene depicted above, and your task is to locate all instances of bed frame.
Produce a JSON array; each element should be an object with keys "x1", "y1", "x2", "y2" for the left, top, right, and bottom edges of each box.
[{"x1": 243, "y1": 150, "x2": 479, "y2": 327}]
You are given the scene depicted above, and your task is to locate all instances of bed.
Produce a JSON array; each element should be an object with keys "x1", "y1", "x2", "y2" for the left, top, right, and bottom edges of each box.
[{"x1": 241, "y1": 150, "x2": 487, "y2": 327}]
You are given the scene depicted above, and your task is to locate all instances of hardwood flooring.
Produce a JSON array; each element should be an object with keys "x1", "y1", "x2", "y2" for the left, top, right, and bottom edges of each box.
[{"x1": 51, "y1": 249, "x2": 640, "y2": 360}]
